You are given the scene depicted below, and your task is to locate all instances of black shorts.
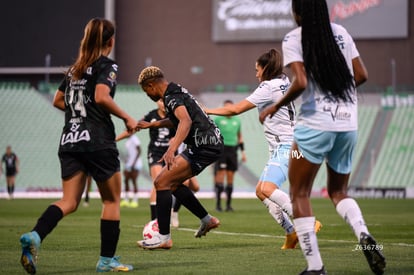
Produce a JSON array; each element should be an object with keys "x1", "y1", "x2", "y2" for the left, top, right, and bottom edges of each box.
[
  {"x1": 58, "y1": 149, "x2": 120, "y2": 182},
  {"x1": 147, "y1": 151, "x2": 165, "y2": 167},
  {"x1": 5, "y1": 168, "x2": 17, "y2": 177},
  {"x1": 181, "y1": 143, "x2": 224, "y2": 176},
  {"x1": 215, "y1": 145, "x2": 238, "y2": 172}
]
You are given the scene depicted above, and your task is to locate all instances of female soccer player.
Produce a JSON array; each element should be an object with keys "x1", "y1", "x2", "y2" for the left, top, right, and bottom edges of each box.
[
  {"x1": 260, "y1": 1, "x2": 385, "y2": 274},
  {"x1": 19, "y1": 18, "x2": 136, "y2": 273},
  {"x1": 135, "y1": 66, "x2": 222, "y2": 249},
  {"x1": 1, "y1": 145, "x2": 19, "y2": 200},
  {"x1": 206, "y1": 49, "x2": 320, "y2": 249}
]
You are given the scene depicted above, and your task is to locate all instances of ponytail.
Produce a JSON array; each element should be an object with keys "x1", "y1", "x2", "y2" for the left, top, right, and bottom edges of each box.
[
  {"x1": 257, "y1": 48, "x2": 284, "y2": 81},
  {"x1": 71, "y1": 18, "x2": 115, "y2": 80}
]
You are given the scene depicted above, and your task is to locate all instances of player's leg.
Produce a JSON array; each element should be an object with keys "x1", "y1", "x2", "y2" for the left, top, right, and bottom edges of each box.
[
  {"x1": 6, "y1": 175, "x2": 15, "y2": 199},
  {"x1": 96, "y1": 171, "x2": 133, "y2": 272},
  {"x1": 20, "y1": 170, "x2": 86, "y2": 274},
  {"x1": 137, "y1": 156, "x2": 192, "y2": 249},
  {"x1": 327, "y1": 131, "x2": 385, "y2": 274},
  {"x1": 214, "y1": 163, "x2": 225, "y2": 211},
  {"x1": 149, "y1": 164, "x2": 163, "y2": 220},
  {"x1": 225, "y1": 170, "x2": 234, "y2": 211},
  {"x1": 121, "y1": 170, "x2": 131, "y2": 207},
  {"x1": 224, "y1": 146, "x2": 238, "y2": 211},
  {"x1": 257, "y1": 181, "x2": 296, "y2": 246},
  {"x1": 289, "y1": 142, "x2": 324, "y2": 273},
  {"x1": 84, "y1": 175, "x2": 92, "y2": 206},
  {"x1": 129, "y1": 169, "x2": 139, "y2": 208}
]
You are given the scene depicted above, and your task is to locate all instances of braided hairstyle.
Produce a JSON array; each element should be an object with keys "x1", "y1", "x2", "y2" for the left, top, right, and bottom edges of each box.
[
  {"x1": 256, "y1": 49, "x2": 284, "y2": 81},
  {"x1": 293, "y1": 0, "x2": 355, "y2": 102}
]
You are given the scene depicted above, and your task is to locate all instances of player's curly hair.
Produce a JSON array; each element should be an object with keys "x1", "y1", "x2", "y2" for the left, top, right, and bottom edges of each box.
[
  {"x1": 293, "y1": 0, "x2": 355, "y2": 102},
  {"x1": 138, "y1": 66, "x2": 165, "y2": 87}
]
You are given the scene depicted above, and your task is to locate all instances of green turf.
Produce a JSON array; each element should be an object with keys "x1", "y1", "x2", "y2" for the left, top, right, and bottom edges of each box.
[{"x1": 1, "y1": 198, "x2": 413, "y2": 274}]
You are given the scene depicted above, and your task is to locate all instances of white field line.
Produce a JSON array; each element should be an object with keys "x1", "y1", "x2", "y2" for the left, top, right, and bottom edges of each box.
[{"x1": 132, "y1": 225, "x2": 414, "y2": 248}]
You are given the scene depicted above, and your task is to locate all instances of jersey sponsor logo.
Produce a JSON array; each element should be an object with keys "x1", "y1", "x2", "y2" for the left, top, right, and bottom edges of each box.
[
  {"x1": 316, "y1": 96, "x2": 352, "y2": 122},
  {"x1": 61, "y1": 129, "x2": 91, "y2": 145}
]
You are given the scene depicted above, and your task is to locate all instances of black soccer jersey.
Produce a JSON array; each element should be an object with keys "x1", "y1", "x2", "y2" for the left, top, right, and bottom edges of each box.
[
  {"x1": 163, "y1": 83, "x2": 222, "y2": 148},
  {"x1": 143, "y1": 109, "x2": 176, "y2": 155},
  {"x1": 2, "y1": 153, "x2": 18, "y2": 172},
  {"x1": 58, "y1": 56, "x2": 118, "y2": 152}
]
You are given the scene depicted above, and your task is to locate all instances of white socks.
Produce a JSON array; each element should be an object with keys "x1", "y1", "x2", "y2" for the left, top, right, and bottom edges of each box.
[
  {"x1": 294, "y1": 216, "x2": 323, "y2": 271},
  {"x1": 262, "y1": 199, "x2": 294, "y2": 234},
  {"x1": 336, "y1": 198, "x2": 369, "y2": 239},
  {"x1": 269, "y1": 189, "x2": 293, "y2": 217}
]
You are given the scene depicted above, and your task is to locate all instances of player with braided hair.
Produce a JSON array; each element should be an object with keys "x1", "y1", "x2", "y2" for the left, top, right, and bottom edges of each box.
[{"x1": 260, "y1": 0, "x2": 385, "y2": 274}]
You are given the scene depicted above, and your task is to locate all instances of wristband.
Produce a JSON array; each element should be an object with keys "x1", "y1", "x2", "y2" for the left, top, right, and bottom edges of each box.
[{"x1": 238, "y1": 142, "x2": 245, "y2": 151}]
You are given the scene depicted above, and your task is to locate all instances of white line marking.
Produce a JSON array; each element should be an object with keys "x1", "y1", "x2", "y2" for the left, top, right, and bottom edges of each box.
[{"x1": 132, "y1": 225, "x2": 414, "y2": 247}]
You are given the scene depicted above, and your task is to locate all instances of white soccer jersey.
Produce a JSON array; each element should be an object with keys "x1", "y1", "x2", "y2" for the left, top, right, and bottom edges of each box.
[
  {"x1": 125, "y1": 135, "x2": 143, "y2": 170},
  {"x1": 246, "y1": 76, "x2": 295, "y2": 150},
  {"x1": 283, "y1": 23, "x2": 359, "y2": 131}
]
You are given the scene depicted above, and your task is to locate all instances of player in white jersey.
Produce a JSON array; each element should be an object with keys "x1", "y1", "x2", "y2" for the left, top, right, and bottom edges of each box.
[
  {"x1": 260, "y1": 1, "x2": 385, "y2": 274},
  {"x1": 121, "y1": 134, "x2": 143, "y2": 207},
  {"x1": 206, "y1": 48, "x2": 321, "y2": 250}
]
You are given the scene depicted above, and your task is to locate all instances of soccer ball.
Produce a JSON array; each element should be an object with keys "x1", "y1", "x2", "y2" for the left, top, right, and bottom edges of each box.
[{"x1": 142, "y1": 219, "x2": 159, "y2": 240}]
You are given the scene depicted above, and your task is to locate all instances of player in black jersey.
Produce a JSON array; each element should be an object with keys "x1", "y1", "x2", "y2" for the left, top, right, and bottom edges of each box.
[
  {"x1": 19, "y1": 18, "x2": 135, "y2": 273},
  {"x1": 117, "y1": 99, "x2": 200, "y2": 227},
  {"x1": 1, "y1": 145, "x2": 19, "y2": 199},
  {"x1": 136, "y1": 66, "x2": 223, "y2": 250}
]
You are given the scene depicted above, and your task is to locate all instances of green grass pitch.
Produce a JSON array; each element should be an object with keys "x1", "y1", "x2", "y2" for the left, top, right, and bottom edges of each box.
[{"x1": 1, "y1": 198, "x2": 413, "y2": 274}]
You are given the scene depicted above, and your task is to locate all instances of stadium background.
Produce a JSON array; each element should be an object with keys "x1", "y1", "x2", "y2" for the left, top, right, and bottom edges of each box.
[{"x1": 1, "y1": 0, "x2": 413, "y2": 198}]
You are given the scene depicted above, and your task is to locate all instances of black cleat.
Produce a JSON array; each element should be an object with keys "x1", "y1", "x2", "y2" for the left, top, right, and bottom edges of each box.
[{"x1": 359, "y1": 232, "x2": 386, "y2": 275}]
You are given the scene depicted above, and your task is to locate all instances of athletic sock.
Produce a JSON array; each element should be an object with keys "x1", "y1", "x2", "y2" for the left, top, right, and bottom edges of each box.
[
  {"x1": 336, "y1": 197, "x2": 369, "y2": 239},
  {"x1": 100, "y1": 220, "x2": 120, "y2": 258},
  {"x1": 150, "y1": 202, "x2": 157, "y2": 220},
  {"x1": 262, "y1": 198, "x2": 294, "y2": 234},
  {"x1": 225, "y1": 185, "x2": 233, "y2": 208},
  {"x1": 7, "y1": 186, "x2": 12, "y2": 195},
  {"x1": 294, "y1": 216, "x2": 323, "y2": 271},
  {"x1": 172, "y1": 184, "x2": 208, "y2": 219},
  {"x1": 132, "y1": 192, "x2": 139, "y2": 203},
  {"x1": 156, "y1": 190, "x2": 172, "y2": 235},
  {"x1": 269, "y1": 189, "x2": 293, "y2": 216},
  {"x1": 215, "y1": 183, "x2": 224, "y2": 208},
  {"x1": 32, "y1": 204, "x2": 64, "y2": 241}
]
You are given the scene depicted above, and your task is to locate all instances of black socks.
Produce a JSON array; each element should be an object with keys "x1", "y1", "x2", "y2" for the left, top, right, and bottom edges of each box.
[
  {"x1": 100, "y1": 220, "x2": 120, "y2": 258},
  {"x1": 32, "y1": 204, "x2": 64, "y2": 241}
]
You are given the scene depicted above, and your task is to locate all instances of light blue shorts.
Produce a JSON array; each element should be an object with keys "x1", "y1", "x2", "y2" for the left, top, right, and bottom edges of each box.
[
  {"x1": 259, "y1": 143, "x2": 291, "y2": 187},
  {"x1": 294, "y1": 125, "x2": 357, "y2": 174}
]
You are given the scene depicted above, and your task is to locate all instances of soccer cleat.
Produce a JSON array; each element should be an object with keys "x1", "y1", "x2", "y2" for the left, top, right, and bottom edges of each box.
[
  {"x1": 281, "y1": 231, "x2": 298, "y2": 249},
  {"x1": 96, "y1": 256, "x2": 133, "y2": 272},
  {"x1": 314, "y1": 220, "x2": 323, "y2": 233},
  {"x1": 137, "y1": 234, "x2": 173, "y2": 250},
  {"x1": 129, "y1": 201, "x2": 139, "y2": 208},
  {"x1": 359, "y1": 232, "x2": 386, "y2": 275},
  {"x1": 171, "y1": 211, "x2": 179, "y2": 228},
  {"x1": 194, "y1": 216, "x2": 220, "y2": 238},
  {"x1": 299, "y1": 266, "x2": 327, "y2": 275},
  {"x1": 120, "y1": 199, "x2": 130, "y2": 207},
  {"x1": 20, "y1": 231, "x2": 41, "y2": 274}
]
